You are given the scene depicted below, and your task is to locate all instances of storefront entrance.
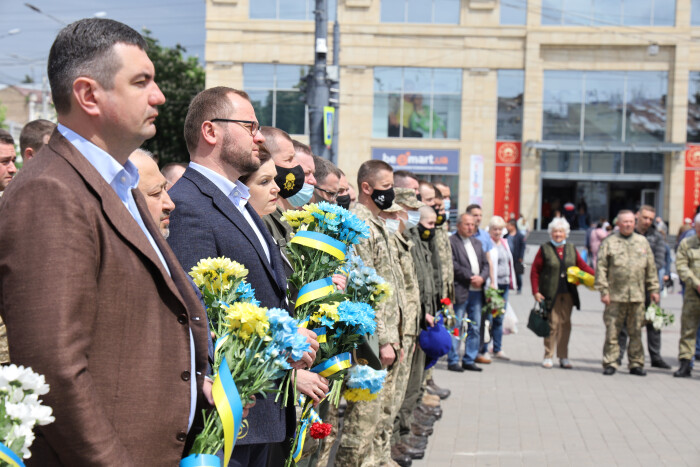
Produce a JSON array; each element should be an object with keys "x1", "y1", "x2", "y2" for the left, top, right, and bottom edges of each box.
[{"x1": 540, "y1": 179, "x2": 661, "y2": 230}]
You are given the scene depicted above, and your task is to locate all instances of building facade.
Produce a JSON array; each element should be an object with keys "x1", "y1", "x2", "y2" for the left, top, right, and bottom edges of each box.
[{"x1": 205, "y1": 0, "x2": 700, "y2": 232}]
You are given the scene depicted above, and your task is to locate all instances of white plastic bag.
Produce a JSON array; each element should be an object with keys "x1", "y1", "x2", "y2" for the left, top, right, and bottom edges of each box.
[{"x1": 503, "y1": 303, "x2": 519, "y2": 335}]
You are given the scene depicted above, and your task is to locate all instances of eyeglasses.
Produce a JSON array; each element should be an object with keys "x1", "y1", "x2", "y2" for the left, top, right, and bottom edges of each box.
[
  {"x1": 314, "y1": 185, "x2": 338, "y2": 201},
  {"x1": 210, "y1": 119, "x2": 260, "y2": 136}
]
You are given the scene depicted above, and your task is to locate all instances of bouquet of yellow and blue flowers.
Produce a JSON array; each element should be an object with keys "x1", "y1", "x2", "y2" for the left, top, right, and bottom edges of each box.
[
  {"x1": 184, "y1": 257, "x2": 310, "y2": 467},
  {"x1": 343, "y1": 364, "x2": 387, "y2": 402}
]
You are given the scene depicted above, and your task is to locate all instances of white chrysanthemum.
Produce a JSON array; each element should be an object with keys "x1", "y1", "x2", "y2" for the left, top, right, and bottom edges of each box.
[
  {"x1": 6, "y1": 423, "x2": 35, "y2": 459},
  {"x1": 18, "y1": 371, "x2": 49, "y2": 396},
  {"x1": 0, "y1": 364, "x2": 23, "y2": 385}
]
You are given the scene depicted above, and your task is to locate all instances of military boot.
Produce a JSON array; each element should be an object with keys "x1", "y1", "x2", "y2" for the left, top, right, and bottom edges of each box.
[
  {"x1": 391, "y1": 444, "x2": 413, "y2": 466},
  {"x1": 396, "y1": 441, "x2": 425, "y2": 459},
  {"x1": 425, "y1": 378, "x2": 450, "y2": 399},
  {"x1": 673, "y1": 359, "x2": 692, "y2": 378}
]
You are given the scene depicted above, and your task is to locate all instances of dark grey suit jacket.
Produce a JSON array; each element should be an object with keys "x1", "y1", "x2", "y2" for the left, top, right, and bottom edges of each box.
[
  {"x1": 167, "y1": 167, "x2": 290, "y2": 446},
  {"x1": 450, "y1": 233, "x2": 489, "y2": 304}
]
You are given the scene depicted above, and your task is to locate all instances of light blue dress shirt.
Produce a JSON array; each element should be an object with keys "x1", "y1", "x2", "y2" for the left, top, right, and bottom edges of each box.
[
  {"x1": 189, "y1": 162, "x2": 271, "y2": 263},
  {"x1": 58, "y1": 124, "x2": 196, "y2": 431},
  {"x1": 475, "y1": 227, "x2": 494, "y2": 252}
]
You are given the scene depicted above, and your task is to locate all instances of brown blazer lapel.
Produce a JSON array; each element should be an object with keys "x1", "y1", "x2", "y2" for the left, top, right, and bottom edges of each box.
[{"x1": 48, "y1": 132, "x2": 178, "y2": 296}]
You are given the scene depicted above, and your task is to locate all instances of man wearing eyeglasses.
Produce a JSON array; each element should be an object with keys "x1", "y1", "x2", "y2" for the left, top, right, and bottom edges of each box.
[
  {"x1": 167, "y1": 86, "x2": 318, "y2": 466},
  {"x1": 311, "y1": 155, "x2": 342, "y2": 204}
]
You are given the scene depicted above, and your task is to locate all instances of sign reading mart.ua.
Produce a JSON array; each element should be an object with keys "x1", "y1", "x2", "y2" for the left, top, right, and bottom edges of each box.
[{"x1": 372, "y1": 148, "x2": 460, "y2": 175}]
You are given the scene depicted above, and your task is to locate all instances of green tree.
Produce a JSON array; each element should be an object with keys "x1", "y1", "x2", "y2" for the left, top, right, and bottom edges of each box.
[
  {"x1": 0, "y1": 101, "x2": 6, "y2": 129},
  {"x1": 142, "y1": 31, "x2": 205, "y2": 165}
]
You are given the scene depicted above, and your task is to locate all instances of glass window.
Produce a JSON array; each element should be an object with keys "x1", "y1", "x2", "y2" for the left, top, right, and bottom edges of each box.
[
  {"x1": 693, "y1": 0, "x2": 700, "y2": 26},
  {"x1": 543, "y1": 71, "x2": 583, "y2": 141},
  {"x1": 373, "y1": 67, "x2": 462, "y2": 139},
  {"x1": 625, "y1": 72, "x2": 667, "y2": 143},
  {"x1": 243, "y1": 63, "x2": 309, "y2": 135},
  {"x1": 500, "y1": 0, "x2": 527, "y2": 25},
  {"x1": 543, "y1": 71, "x2": 667, "y2": 143},
  {"x1": 541, "y1": 151, "x2": 580, "y2": 173},
  {"x1": 592, "y1": 0, "x2": 622, "y2": 25},
  {"x1": 251, "y1": 0, "x2": 336, "y2": 20},
  {"x1": 583, "y1": 72, "x2": 624, "y2": 142},
  {"x1": 582, "y1": 152, "x2": 622, "y2": 173},
  {"x1": 688, "y1": 71, "x2": 700, "y2": 143},
  {"x1": 380, "y1": 0, "x2": 459, "y2": 24},
  {"x1": 623, "y1": 153, "x2": 664, "y2": 174},
  {"x1": 497, "y1": 70, "x2": 524, "y2": 141},
  {"x1": 543, "y1": 0, "x2": 673, "y2": 26}
]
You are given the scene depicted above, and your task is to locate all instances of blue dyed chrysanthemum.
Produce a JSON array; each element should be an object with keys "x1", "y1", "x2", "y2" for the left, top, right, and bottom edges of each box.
[{"x1": 345, "y1": 365, "x2": 387, "y2": 394}]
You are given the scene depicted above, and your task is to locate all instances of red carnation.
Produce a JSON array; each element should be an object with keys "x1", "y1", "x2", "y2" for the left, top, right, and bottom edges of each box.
[
  {"x1": 440, "y1": 298, "x2": 452, "y2": 306},
  {"x1": 453, "y1": 328, "x2": 459, "y2": 337},
  {"x1": 309, "y1": 422, "x2": 332, "y2": 439}
]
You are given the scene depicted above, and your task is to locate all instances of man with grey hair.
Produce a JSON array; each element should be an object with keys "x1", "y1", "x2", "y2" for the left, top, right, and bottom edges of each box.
[
  {"x1": 311, "y1": 155, "x2": 341, "y2": 203},
  {"x1": 595, "y1": 210, "x2": 660, "y2": 376},
  {"x1": 130, "y1": 149, "x2": 175, "y2": 239}
]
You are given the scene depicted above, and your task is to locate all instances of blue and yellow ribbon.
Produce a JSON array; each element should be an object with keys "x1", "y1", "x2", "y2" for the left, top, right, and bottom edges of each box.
[
  {"x1": 296, "y1": 277, "x2": 335, "y2": 309},
  {"x1": 0, "y1": 443, "x2": 24, "y2": 467},
  {"x1": 290, "y1": 231, "x2": 347, "y2": 261},
  {"x1": 214, "y1": 333, "x2": 229, "y2": 355},
  {"x1": 291, "y1": 399, "x2": 326, "y2": 463},
  {"x1": 212, "y1": 356, "x2": 243, "y2": 467},
  {"x1": 180, "y1": 453, "x2": 221, "y2": 467},
  {"x1": 310, "y1": 352, "x2": 352, "y2": 378},
  {"x1": 311, "y1": 327, "x2": 327, "y2": 344}
]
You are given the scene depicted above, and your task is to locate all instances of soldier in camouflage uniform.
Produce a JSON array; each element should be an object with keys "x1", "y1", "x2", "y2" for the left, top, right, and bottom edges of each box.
[
  {"x1": 433, "y1": 185, "x2": 455, "y2": 303},
  {"x1": 336, "y1": 160, "x2": 405, "y2": 467},
  {"x1": 673, "y1": 215, "x2": 700, "y2": 377},
  {"x1": 595, "y1": 210, "x2": 659, "y2": 376}
]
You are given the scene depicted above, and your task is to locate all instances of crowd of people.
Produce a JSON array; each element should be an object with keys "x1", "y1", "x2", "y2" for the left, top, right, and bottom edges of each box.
[{"x1": 0, "y1": 17, "x2": 699, "y2": 467}]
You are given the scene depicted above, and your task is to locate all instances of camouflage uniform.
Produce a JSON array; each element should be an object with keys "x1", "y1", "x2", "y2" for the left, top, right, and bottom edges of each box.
[
  {"x1": 0, "y1": 318, "x2": 8, "y2": 364},
  {"x1": 383, "y1": 226, "x2": 420, "y2": 460},
  {"x1": 675, "y1": 235, "x2": 700, "y2": 360},
  {"x1": 335, "y1": 203, "x2": 405, "y2": 467},
  {"x1": 435, "y1": 224, "x2": 455, "y2": 302},
  {"x1": 595, "y1": 232, "x2": 659, "y2": 369}
]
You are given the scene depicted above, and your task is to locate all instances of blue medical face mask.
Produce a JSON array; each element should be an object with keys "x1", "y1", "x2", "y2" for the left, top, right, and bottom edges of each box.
[
  {"x1": 405, "y1": 210, "x2": 421, "y2": 229},
  {"x1": 287, "y1": 183, "x2": 314, "y2": 207},
  {"x1": 443, "y1": 199, "x2": 451, "y2": 212},
  {"x1": 551, "y1": 239, "x2": 566, "y2": 247}
]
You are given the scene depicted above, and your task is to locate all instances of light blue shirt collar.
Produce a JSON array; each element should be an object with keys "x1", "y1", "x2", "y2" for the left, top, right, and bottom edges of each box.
[
  {"x1": 57, "y1": 124, "x2": 140, "y2": 204},
  {"x1": 189, "y1": 162, "x2": 250, "y2": 211}
]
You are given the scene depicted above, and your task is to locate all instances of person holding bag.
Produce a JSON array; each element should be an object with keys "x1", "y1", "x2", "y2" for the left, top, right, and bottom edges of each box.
[{"x1": 531, "y1": 217, "x2": 594, "y2": 369}]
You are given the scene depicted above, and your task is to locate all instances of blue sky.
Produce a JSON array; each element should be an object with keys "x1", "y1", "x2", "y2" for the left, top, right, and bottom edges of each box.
[{"x1": 0, "y1": 0, "x2": 205, "y2": 85}]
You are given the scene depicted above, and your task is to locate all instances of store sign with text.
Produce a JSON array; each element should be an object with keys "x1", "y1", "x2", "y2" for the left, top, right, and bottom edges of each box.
[
  {"x1": 371, "y1": 148, "x2": 460, "y2": 175},
  {"x1": 494, "y1": 142, "x2": 521, "y2": 220},
  {"x1": 684, "y1": 145, "x2": 700, "y2": 220}
]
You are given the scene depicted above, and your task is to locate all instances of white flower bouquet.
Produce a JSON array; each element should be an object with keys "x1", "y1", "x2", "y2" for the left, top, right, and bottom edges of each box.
[
  {"x1": 645, "y1": 303, "x2": 675, "y2": 330},
  {"x1": 0, "y1": 365, "x2": 54, "y2": 464}
]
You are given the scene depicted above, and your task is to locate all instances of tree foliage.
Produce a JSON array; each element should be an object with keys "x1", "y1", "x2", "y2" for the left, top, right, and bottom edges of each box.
[{"x1": 142, "y1": 31, "x2": 205, "y2": 165}]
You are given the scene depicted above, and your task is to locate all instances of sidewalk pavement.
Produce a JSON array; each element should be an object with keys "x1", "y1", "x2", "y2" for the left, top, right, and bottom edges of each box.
[{"x1": 415, "y1": 276, "x2": 700, "y2": 466}]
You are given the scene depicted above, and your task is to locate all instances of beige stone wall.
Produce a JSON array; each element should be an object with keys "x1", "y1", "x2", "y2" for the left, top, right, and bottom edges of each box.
[{"x1": 205, "y1": 0, "x2": 697, "y2": 232}]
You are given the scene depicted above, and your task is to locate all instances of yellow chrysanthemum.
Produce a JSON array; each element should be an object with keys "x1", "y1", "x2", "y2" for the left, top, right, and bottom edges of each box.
[
  {"x1": 343, "y1": 388, "x2": 378, "y2": 402},
  {"x1": 281, "y1": 210, "x2": 314, "y2": 229},
  {"x1": 371, "y1": 282, "x2": 393, "y2": 305},
  {"x1": 309, "y1": 302, "x2": 340, "y2": 325},
  {"x1": 223, "y1": 302, "x2": 270, "y2": 342},
  {"x1": 188, "y1": 257, "x2": 248, "y2": 293}
]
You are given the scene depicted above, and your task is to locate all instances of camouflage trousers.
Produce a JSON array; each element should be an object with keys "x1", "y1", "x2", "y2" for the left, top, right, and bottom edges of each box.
[
  {"x1": 335, "y1": 358, "x2": 399, "y2": 467},
  {"x1": 679, "y1": 292, "x2": 700, "y2": 360},
  {"x1": 382, "y1": 336, "x2": 415, "y2": 454},
  {"x1": 603, "y1": 301, "x2": 645, "y2": 369},
  {"x1": 393, "y1": 341, "x2": 425, "y2": 444}
]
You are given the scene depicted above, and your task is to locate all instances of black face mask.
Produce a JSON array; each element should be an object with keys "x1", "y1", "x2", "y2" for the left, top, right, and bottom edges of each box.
[
  {"x1": 434, "y1": 206, "x2": 446, "y2": 226},
  {"x1": 370, "y1": 187, "x2": 395, "y2": 210},
  {"x1": 418, "y1": 224, "x2": 435, "y2": 242},
  {"x1": 274, "y1": 164, "x2": 305, "y2": 199},
  {"x1": 336, "y1": 194, "x2": 351, "y2": 210},
  {"x1": 416, "y1": 193, "x2": 422, "y2": 202}
]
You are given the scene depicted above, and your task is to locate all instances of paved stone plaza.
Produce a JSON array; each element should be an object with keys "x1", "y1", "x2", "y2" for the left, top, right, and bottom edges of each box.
[{"x1": 416, "y1": 276, "x2": 700, "y2": 466}]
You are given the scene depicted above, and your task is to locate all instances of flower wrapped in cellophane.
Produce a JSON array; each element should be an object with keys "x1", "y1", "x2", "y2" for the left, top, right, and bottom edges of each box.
[
  {"x1": 482, "y1": 287, "x2": 506, "y2": 317},
  {"x1": 644, "y1": 303, "x2": 675, "y2": 330},
  {"x1": 343, "y1": 365, "x2": 387, "y2": 402},
  {"x1": 185, "y1": 258, "x2": 310, "y2": 467},
  {"x1": 0, "y1": 365, "x2": 54, "y2": 464}
]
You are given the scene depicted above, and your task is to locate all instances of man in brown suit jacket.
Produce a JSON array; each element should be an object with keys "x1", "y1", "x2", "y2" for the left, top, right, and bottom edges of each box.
[{"x1": 0, "y1": 19, "x2": 209, "y2": 466}]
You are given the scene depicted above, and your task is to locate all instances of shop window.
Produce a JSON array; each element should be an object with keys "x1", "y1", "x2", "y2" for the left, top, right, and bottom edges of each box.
[
  {"x1": 693, "y1": 0, "x2": 700, "y2": 26},
  {"x1": 541, "y1": 151, "x2": 580, "y2": 173},
  {"x1": 623, "y1": 153, "x2": 664, "y2": 174},
  {"x1": 542, "y1": 0, "x2": 674, "y2": 26},
  {"x1": 497, "y1": 70, "x2": 524, "y2": 140},
  {"x1": 687, "y1": 72, "x2": 700, "y2": 142},
  {"x1": 373, "y1": 67, "x2": 462, "y2": 139},
  {"x1": 543, "y1": 71, "x2": 667, "y2": 143},
  {"x1": 380, "y1": 0, "x2": 460, "y2": 24},
  {"x1": 250, "y1": 0, "x2": 336, "y2": 20},
  {"x1": 500, "y1": 0, "x2": 527, "y2": 25},
  {"x1": 243, "y1": 64, "x2": 309, "y2": 135}
]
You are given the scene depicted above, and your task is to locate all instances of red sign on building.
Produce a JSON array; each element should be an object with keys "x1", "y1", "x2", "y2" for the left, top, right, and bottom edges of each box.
[
  {"x1": 684, "y1": 145, "x2": 700, "y2": 220},
  {"x1": 494, "y1": 142, "x2": 521, "y2": 221}
]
